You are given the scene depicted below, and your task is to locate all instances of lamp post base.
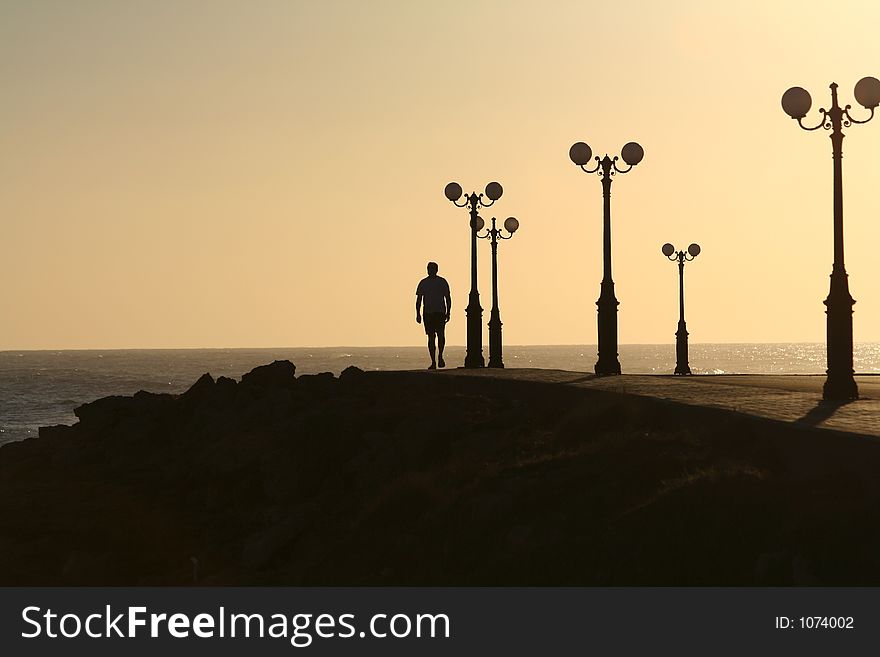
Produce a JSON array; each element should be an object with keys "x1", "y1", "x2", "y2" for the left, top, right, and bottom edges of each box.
[
  {"x1": 823, "y1": 374, "x2": 858, "y2": 401},
  {"x1": 823, "y1": 269, "x2": 858, "y2": 401},
  {"x1": 595, "y1": 282, "x2": 621, "y2": 376},
  {"x1": 594, "y1": 357, "x2": 621, "y2": 376},
  {"x1": 464, "y1": 294, "x2": 485, "y2": 369},
  {"x1": 488, "y1": 311, "x2": 504, "y2": 368},
  {"x1": 674, "y1": 321, "x2": 691, "y2": 375}
]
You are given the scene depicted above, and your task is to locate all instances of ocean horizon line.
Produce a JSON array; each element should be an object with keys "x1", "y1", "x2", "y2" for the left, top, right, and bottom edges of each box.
[{"x1": 0, "y1": 340, "x2": 869, "y2": 354}]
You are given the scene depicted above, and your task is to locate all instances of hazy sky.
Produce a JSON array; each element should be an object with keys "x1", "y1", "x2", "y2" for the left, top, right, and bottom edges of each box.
[{"x1": 3, "y1": 0, "x2": 880, "y2": 349}]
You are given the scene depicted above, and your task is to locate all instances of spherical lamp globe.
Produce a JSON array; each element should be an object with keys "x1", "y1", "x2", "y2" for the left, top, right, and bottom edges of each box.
[
  {"x1": 569, "y1": 142, "x2": 593, "y2": 166},
  {"x1": 855, "y1": 76, "x2": 880, "y2": 109},
  {"x1": 781, "y1": 86, "x2": 812, "y2": 119},
  {"x1": 621, "y1": 142, "x2": 644, "y2": 166},
  {"x1": 444, "y1": 182, "x2": 463, "y2": 202},
  {"x1": 485, "y1": 182, "x2": 503, "y2": 201}
]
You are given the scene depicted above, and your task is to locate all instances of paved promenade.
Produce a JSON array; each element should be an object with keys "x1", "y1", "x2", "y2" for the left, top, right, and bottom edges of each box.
[{"x1": 443, "y1": 369, "x2": 880, "y2": 439}]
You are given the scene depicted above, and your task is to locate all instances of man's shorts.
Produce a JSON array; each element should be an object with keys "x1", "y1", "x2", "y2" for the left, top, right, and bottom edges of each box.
[{"x1": 423, "y1": 312, "x2": 447, "y2": 335}]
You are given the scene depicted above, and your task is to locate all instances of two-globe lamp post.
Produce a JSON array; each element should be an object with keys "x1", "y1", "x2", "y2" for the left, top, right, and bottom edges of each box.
[
  {"x1": 476, "y1": 216, "x2": 520, "y2": 368},
  {"x1": 781, "y1": 76, "x2": 880, "y2": 400},
  {"x1": 444, "y1": 181, "x2": 504, "y2": 368},
  {"x1": 569, "y1": 140, "x2": 644, "y2": 375},
  {"x1": 661, "y1": 242, "x2": 701, "y2": 375}
]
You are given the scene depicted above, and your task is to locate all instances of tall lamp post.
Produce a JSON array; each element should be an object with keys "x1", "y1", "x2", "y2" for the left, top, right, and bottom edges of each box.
[
  {"x1": 476, "y1": 216, "x2": 520, "y2": 368},
  {"x1": 569, "y1": 140, "x2": 644, "y2": 375},
  {"x1": 661, "y1": 242, "x2": 701, "y2": 375},
  {"x1": 444, "y1": 181, "x2": 504, "y2": 368},
  {"x1": 781, "y1": 76, "x2": 880, "y2": 400}
]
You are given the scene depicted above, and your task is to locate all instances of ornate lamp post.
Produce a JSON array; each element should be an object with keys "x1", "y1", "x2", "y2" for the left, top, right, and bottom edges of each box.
[
  {"x1": 476, "y1": 216, "x2": 520, "y2": 368},
  {"x1": 781, "y1": 76, "x2": 880, "y2": 400},
  {"x1": 444, "y1": 181, "x2": 504, "y2": 368},
  {"x1": 661, "y1": 242, "x2": 701, "y2": 375},
  {"x1": 569, "y1": 140, "x2": 644, "y2": 375}
]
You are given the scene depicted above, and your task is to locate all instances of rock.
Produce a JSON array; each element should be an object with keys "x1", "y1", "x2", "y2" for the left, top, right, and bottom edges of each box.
[
  {"x1": 73, "y1": 396, "x2": 132, "y2": 432},
  {"x1": 340, "y1": 365, "x2": 366, "y2": 383},
  {"x1": 181, "y1": 374, "x2": 241, "y2": 414},
  {"x1": 296, "y1": 372, "x2": 336, "y2": 393},
  {"x1": 132, "y1": 390, "x2": 175, "y2": 411},
  {"x1": 213, "y1": 376, "x2": 239, "y2": 406},
  {"x1": 74, "y1": 390, "x2": 175, "y2": 433},
  {"x1": 181, "y1": 372, "x2": 215, "y2": 403},
  {"x1": 216, "y1": 375, "x2": 237, "y2": 389},
  {"x1": 241, "y1": 360, "x2": 297, "y2": 389},
  {"x1": 38, "y1": 425, "x2": 72, "y2": 440}
]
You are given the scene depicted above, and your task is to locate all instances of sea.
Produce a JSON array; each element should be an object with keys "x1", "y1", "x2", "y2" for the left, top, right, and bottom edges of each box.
[{"x1": 2, "y1": 343, "x2": 880, "y2": 447}]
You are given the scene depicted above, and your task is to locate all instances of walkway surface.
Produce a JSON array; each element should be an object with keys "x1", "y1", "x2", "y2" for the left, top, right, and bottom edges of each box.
[{"x1": 441, "y1": 369, "x2": 880, "y2": 439}]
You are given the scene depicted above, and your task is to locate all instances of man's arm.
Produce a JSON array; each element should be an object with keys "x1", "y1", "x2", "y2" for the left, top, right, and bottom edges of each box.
[
  {"x1": 415, "y1": 294, "x2": 422, "y2": 323},
  {"x1": 444, "y1": 291, "x2": 451, "y2": 322}
]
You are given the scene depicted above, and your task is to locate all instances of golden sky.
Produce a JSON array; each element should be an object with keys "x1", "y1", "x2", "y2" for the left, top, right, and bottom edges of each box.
[{"x1": 3, "y1": 0, "x2": 880, "y2": 349}]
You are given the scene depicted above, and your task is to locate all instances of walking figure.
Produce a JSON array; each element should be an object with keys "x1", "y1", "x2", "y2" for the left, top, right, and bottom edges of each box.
[{"x1": 415, "y1": 262, "x2": 451, "y2": 370}]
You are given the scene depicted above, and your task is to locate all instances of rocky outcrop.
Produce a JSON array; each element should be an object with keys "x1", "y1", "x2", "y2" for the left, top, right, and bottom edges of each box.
[
  {"x1": 4, "y1": 361, "x2": 880, "y2": 586},
  {"x1": 240, "y1": 360, "x2": 296, "y2": 389}
]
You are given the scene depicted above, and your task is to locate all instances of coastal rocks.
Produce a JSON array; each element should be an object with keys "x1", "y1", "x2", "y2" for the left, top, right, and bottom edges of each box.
[
  {"x1": 11, "y1": 361, "x2": 880, "y2": 586},
  {"x1": 72, "y1": 391, "x2": 176, "y2": 435},
  {"x1": 180, "y1": 372, "x2": 216, "y2": 404},
  {"x1": 73, "y1": 395, "x2": 134, "y2": 433},
  {"x1": 38, "y1": 424, "x2": 71, "y2": 440},
  {"x1": 340, "y1": 365, "x2": 366, "y2": 383},
  {"x1": 296, "y1": 372, "x2": 336, "y2": 394},
  {"x1": 132, "y1": 390, "x2": 176, "y2": 413},
  {"x1": 186, "y1": 375, "x2": 239, "y2": 415},
  {"x1": 215, "y1": 376, "x2": 238, "y2": 401},
  {"x1": 241, "y1": 360, "x2": 296, "y2": 389}
]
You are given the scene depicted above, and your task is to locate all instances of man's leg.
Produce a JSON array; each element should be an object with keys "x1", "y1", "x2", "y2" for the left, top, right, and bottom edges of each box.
[
  {"x1": 437, "y1": 325, "x2": 446, "y2": 368},
  {"x1": 427, "y1": 331, "x2": 437, "y2": 369}
]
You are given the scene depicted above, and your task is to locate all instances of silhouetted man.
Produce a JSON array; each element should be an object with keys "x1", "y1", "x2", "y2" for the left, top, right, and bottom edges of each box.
[{"x1": 416, "y1": 261, "x2": 451, "y2": 370}]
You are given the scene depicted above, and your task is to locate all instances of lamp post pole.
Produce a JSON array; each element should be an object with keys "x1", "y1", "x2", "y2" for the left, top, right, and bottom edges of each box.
[
  {"x1": 445, "y1": 181, "x2": 504, "y2": 368},
  {"x1": 782, "y1": 77, "x2": 880, "y2": 400},
  {"x1": 477, "y1": 216, "x2": 520, "y2": 368},
  {"x1": 662, "y1": 243, "x2": 701, "y2": 375},
  {"x1": 569, "y1": 141, "x2": 644, "y2": 375}
]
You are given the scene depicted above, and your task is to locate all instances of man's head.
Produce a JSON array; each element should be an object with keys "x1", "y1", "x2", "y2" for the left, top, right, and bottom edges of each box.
[{"x1": 426, "y1": 262, "x2": 438, "y2": 276}]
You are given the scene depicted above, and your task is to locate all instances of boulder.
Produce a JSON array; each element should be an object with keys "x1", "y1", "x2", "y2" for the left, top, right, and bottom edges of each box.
[
  {"x1": 132, "y1": 390, "x2": 175, "y2": 406},
  {"x1": 38, "y1": 424, "x2": 73, "y2": 440},
  {"x1": 241, "y1": 360, "x2": 297, "y2": 390},
  {"x1": 296, "y1": 372, "x2": 336, "y2": 394},
  {"x1": 180, "y1": 373, "x2": 215, "y2": 403},
  {"x1": 73, "y1": 396, "x2": 132, "y2": 432},
  {"x1": 213, "y1": 376, "x2": 239, "y2": 405},
  {"x1": 339, "y1": 365, "x2": 366, "y2": 383}
]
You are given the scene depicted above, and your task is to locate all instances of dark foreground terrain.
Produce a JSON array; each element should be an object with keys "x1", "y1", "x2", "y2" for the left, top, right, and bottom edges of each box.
[{"x1": 2, "y1": 361, "x2": 879, "y2": 585}]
